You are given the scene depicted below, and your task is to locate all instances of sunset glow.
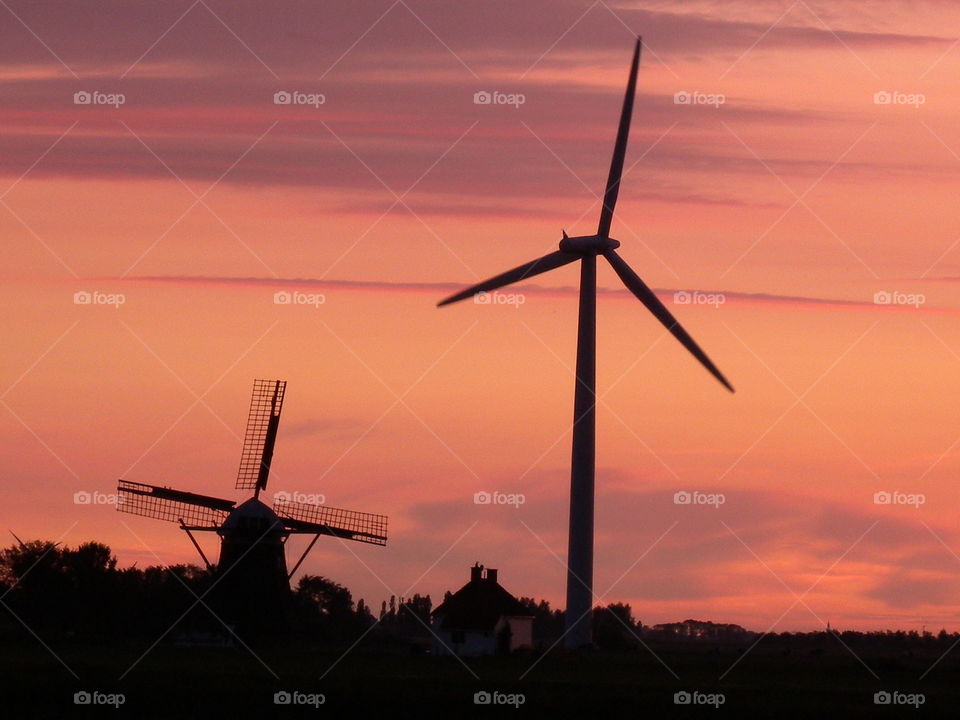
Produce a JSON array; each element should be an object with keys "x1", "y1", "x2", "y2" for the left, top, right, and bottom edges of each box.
[{"x1": 4, "y1": 0, "x2": 960, "y2": 635}]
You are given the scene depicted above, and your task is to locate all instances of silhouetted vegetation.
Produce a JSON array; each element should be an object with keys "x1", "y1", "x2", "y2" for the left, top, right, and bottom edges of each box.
[
  {"x1": 4, "y1": 539, "x2": 960, "y2": 659},
  {"x1": 0, "y1": 540, "x2": 375, "y2": 642},
  {"x1": 8, "y1": 539, "x2": 960, "y2": 719}
]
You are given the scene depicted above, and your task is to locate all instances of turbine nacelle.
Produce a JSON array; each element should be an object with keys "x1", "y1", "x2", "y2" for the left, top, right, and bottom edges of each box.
[{"x1": 559, "y1": 231, "x2": 620, "y2": 255}]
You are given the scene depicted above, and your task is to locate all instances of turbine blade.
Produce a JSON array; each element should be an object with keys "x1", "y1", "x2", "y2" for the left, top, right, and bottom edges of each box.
[
  {"x1": 597, "y1": 37, "x2": 642, "y2": 238},
  {"x1": 437, "y1": 250, "x2": 578, "y2": 307},
  {"x1": 603, "y1": 250, "x2": 734, "y2": 392}
]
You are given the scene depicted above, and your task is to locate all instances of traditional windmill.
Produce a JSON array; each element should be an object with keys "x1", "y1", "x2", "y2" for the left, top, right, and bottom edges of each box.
[
  {"x1": 439, "y1": 38, "x2": 733, "y2": 648},
  {"x1": 116, "y1": 379, "x2": 388, "y2": 631}
]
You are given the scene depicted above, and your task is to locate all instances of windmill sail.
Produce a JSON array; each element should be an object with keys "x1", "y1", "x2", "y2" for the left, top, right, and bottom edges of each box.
[
  {"x1": 117, "y1": 480, "x2": 235, "y2": 528},
  {"x1": 236, "y1": 379, "x2": 287, "y2": 492},
  {"x1": 274, "y1": 497, "x2": 388, "y2": 546}
]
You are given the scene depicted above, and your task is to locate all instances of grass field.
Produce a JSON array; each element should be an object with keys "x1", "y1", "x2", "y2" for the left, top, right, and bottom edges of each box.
[{"x1": 2, "y1": 632, "x2": 956, "y2": 717}]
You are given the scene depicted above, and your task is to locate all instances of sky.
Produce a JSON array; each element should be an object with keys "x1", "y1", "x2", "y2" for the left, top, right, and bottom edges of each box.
[{"x1": 3, "y1": 0, "x2": 960, "y2": 633}]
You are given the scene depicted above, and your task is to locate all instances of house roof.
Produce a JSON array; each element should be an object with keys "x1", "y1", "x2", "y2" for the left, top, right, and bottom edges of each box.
[{"x1": 432, "y1": 568, "x2": 531, "y2": 632}]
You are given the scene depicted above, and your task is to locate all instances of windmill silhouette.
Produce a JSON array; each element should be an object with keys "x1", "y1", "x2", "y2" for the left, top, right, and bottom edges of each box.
[
  {"x1": 438, "y1": 37, "x2": 733, "y2": 648},
  {"x1": 117, "y1": 379, "x2": 387, "y2": 631}
]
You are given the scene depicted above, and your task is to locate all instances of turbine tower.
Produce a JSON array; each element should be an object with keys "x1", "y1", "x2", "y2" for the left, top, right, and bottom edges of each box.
[{"x1": 438, "y1": 37, "x2": 733, "y2": 649}]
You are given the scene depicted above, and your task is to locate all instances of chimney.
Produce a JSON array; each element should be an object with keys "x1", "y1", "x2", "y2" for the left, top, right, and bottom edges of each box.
[
  {"x1": 486, "y1": 568, "x2": 498, "y2": 584},
  {"x1": 470, "y1": 563, "x2": 484, "y2": 583}
]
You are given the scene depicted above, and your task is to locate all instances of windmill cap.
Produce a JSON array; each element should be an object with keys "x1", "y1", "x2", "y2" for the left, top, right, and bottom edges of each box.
[{"x1": 221, "y1": 497, "x2": 284, "y2": 532}]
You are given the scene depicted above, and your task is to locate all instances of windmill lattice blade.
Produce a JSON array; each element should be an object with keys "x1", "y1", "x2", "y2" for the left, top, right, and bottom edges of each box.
[
  {"x1": 274, "y1": 497, "x2": 388, "y2": 546},
  {"x1": 437, "y1": 250, "x2": 578, "y2": 307},
  {"x1": 116, "y1": 480, "x2": 235, "y2": 528},
  {"x1": 597, "y1": 37, "x2": 641, "y2": 238},
  {"x1": 236, "y1": 379, "x2": 286, "y2": 491},
  {"x1": 603, "y1": 250, "x2": 734, "y2": 392}
]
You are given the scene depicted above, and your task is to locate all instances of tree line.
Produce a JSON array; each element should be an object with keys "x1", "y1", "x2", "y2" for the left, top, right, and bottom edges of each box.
[{"x1": 2, "y1": 539, "x2": 956, "y2": 653}]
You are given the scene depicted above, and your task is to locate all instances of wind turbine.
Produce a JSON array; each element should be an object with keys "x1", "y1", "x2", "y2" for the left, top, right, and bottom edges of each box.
[{"x1": 438, "y1": 37, "x2": 733, "y2": 649}]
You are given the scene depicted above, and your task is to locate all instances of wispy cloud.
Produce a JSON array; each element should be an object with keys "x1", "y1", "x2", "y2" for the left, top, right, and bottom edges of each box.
[{"x1": 121, "y1": 274, "x2": 959, "y2": 314}]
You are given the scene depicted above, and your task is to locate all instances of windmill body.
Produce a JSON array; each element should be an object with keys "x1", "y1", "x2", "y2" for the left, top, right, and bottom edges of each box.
[
  {"x1": 214, "y1": 498, "x2": 290, "y2": 629},
  {"x1": 439, "y1": 38, "x2": 733, "y2": 648},
  {"x1": 217, "y1": 499, "x2": 288, "y2": 582},
  {"x1": 117, "y1": 379, "x2": 388, "y2": 633}
]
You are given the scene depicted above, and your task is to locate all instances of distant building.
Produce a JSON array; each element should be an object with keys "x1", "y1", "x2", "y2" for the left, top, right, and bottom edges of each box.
[
  {"x1": 431, "y1": 563, "x2": 533, "y2": 656},
  {"x1": 651, "y1": 618, "x2": 750, "y2": 641}
]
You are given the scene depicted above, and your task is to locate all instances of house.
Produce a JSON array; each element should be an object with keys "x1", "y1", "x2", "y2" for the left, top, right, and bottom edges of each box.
[{"x1": 431, "y1": 563, "x2": 533, "y2": 656}]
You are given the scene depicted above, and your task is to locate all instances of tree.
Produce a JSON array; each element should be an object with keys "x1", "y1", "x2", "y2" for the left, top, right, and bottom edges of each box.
[
  {"x1": 518, "y1": 597, "x2": 564, "y2": 644},
  {"x1": 356, "y1": 598, "x2": 375, "y2": 628},
  {"x1": 293, "y1": 575, "x2": 364, "y2": 639},
  {"x1": 594, "y1": 603, "x2": 637, "y2": 649},
  {"x1": 296, "y1": 575, "x2": 353, "y2": 616}
]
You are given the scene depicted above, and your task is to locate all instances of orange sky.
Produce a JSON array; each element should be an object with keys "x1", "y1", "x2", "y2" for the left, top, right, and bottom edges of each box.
[{"x1": 3, "y1": 0, "x2": 960, "y2": 632}]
